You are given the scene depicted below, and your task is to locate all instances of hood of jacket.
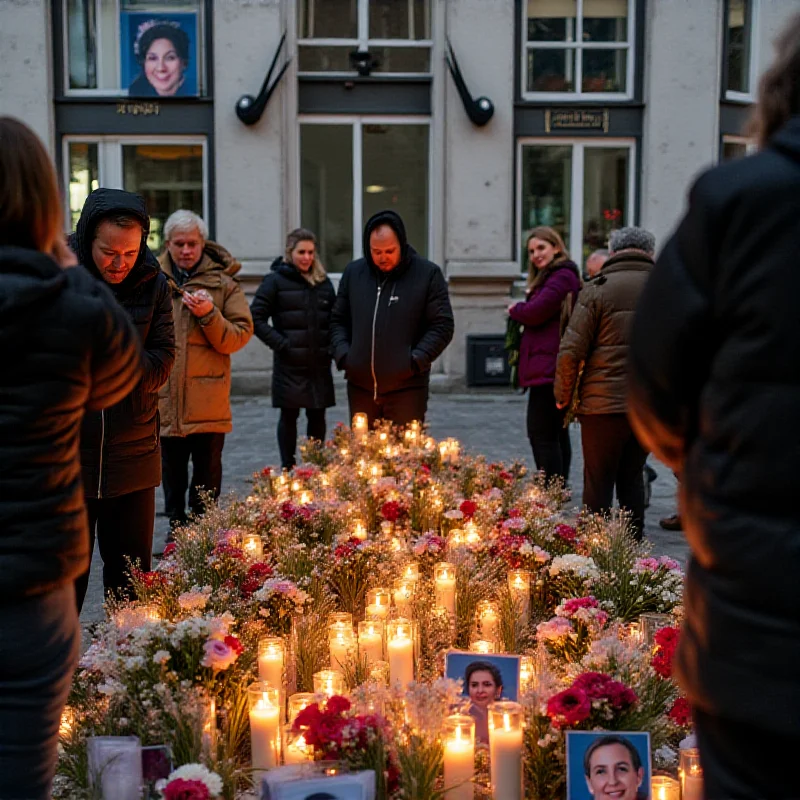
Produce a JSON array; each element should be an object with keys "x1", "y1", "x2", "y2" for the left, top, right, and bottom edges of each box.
[
  {"x1": 161, "y1": 241, "x2": 242, "y2": 282},
  {"x1": 362, "y1": 209, "x2": 413, "y2": 278},
  {"x1": 770, "y1": 114, "x2": 800, "y2": 163},
  {"x1": 0, "y1": 246, "x2": 67, "y2": 347},
  {"x1": 599, "y1": 249, "x2": 654, "y2": 277}
]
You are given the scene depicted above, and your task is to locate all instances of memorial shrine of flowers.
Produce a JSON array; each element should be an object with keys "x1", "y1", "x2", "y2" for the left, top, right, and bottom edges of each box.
[{"x1": 57, "y1": 417, "x2": 698, "y2": 800}]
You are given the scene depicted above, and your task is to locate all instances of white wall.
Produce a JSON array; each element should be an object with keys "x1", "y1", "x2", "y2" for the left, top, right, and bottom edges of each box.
[{"x1": 0, "y1": 0, "x2": 54, "y2": 152}]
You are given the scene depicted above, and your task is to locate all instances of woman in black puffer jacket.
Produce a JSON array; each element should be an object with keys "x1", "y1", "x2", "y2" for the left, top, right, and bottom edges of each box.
[{"x1": 251, "y1": 228, "x2": 336, "y2": 469}]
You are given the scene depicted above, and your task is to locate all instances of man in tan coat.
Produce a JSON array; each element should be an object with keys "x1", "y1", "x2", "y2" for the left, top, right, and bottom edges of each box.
[{"x1": 158, "y1": 210, "x2": 253, "y2": 530}]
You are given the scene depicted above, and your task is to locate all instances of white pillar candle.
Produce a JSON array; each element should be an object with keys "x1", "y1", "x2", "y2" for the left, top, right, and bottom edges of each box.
[
  {"x1": 651, "y1": 776, "x2": 680, "y2": 800},
  {"x1": 435, "y1": 562, "x2": 457, "y2": 616},
  {"x1": 366, "y1": 588, "x2": 391, "y2": 620},
  {"x1": 358, "y1": 620, "x2": 384, "y2": 664},
  {"x1": 313, "y1": 669, "x2": 344, "y2": 698},
  {"x1": 329, "y1": 624, "x2": 355, "y2": 671},
  {"x1": 287, "y1": 692, "x2": 315, "y2": 726},
  {"x1": 257, "y1": 638, "x2": 285, "y2": 690},
  {"x1": 476, "y1": 600, "x2": 499, "y2": 643},
  {"x1": 248, "y1": 683, "x2": 280, "y2": 771},
  {"x1": 680, "y1": 749, "x2": 704, "y2": 800},
  {"x1": 386, "y1": 619, "x2": 415, "y2": 688},
  {"x1": 443, "y1": 715, "x2": 475, "y2": 800},
  {"x1": 464, "y1": 520, "x2": 480, "y2": 544},
  {"x1": 507, "y1": 570, "x2": 531, "y2": 623},
  {"x1": 283, "y1": 729, "x2": 311, "y2": 764},
  {"x1": 488, "y1": 702, "x2": 523, "y2": 800},
  {"x1": 402, "y1": 562, "x2": 420, "y2": 583},
  {"x1": 393, "y1": 578, "x2": 414, "y2": 617}
]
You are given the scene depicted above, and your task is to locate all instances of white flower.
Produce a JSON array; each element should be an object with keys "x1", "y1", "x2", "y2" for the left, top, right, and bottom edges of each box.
[
  {"x1": 153, "y1": 650, "x2": 171, "y2": 665},
  {"x1": 549, "y1": 554, "x2": 599, "y2": 579},
  {"x1": 178, "y1": 586, "x2": 211, "y2": 611},
  {"x1": 654, "y1": 745, "x2": 677, "y2": 766},
  {"x1": 123, "y1": 656, "x2": 145, "y2": 670},
  {"x1": 165, "y1": 763, "x2": 223, "y2": 796}
]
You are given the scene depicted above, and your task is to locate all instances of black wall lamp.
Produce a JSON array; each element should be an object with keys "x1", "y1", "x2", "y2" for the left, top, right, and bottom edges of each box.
[
  {"x1": 445, "y1": 37, "x2": 495, "y2": 127},
  {"x1": 349, "y1": 48, "x2": 380, "y2": 76},
  {"x1": 236, "y1": 31, "x2": 291, "y2": 126}
]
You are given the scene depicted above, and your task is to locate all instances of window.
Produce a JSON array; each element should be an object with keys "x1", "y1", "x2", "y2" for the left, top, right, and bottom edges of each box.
[
  {"x1": 724, "y1": 0, "x2": 758, "y2": 101},
  {"x1": 64, "y1": 137, "x2": 208, "y2": 252},
  {"x1": 518, "y1": 139, "x2": 635, "y2": 268},
  {"x1": 64, "y1": 0, "x2": 206, "y2": 96},
  {"x1": 297, "y1": 0, "x2": 432, "y2": 75},
  {"x1": 522, "y1": 0, "x2": 634, "y2": 100},
  {"x1": 300, "y1": 118, "x2": 430, "y2": 272},
  {"x1": 721, "y1": 135, "x2": 756, "y2": 161}
]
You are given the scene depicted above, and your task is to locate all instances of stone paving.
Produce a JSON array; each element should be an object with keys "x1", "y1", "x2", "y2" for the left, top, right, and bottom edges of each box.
[{"x1": 80, "y1": 388, "x2": 685, "y2": 627}]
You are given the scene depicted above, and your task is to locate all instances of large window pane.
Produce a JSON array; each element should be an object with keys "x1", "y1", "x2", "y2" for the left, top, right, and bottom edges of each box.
[
  {"x1": 122, "y1": 144, "x2": 204, "y2": 252},
  {"x1": 67, "y1": 142, "x2": 99, "y2": 230},
  {"x1": 362, "y1": 124, "x2": 429, "y2": 256},
  {"x1": 370, "y1": 46, "x2": 430, "y2": 73},
  {"x1": 300, "y1": 125, "x2": 354, "y2": 273},
  {"x1": 583, "y1": 0, "x2": 628, "y2": 42},
  {"x1": 298, "y1": 0, "x2": 358, "y2": 39},
  {"x1": 369, "y1": 0, "x2": 431, "y2": 40},
  {"x1": 582, "y1": 49, "x2": 627, "y2": 93},
  {"x1": 582, "y1": 147, "x2": 629, "y2": 262},
  {"x1": 722, "y1": 139, "x2": 749, "y2": 161},
  {"x1": 298, "y1": 46, "x2": 354, "y2": 72},
  {"x1": 726, "y1": 0, "x2": 751, "y2": 94},
  {"x1": 520, "y1": 145, "x2": 573, "y2": 264},
  {"x1": 527, "y1": 0, "x2": 577, "y2": 42},
  {"x1": 527, "y1": 48, "x2": 576, "y2": 92}
]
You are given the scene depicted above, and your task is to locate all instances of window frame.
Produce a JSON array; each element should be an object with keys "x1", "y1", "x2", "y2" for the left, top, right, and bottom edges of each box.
[
  {"x1": 297, "y1": 0, "x2": 434, "y2": 78},
  {"x1": 60, "y1": 0, "x2": 209, "y2": 98},
  {"x1": 720, "y1": 133, "x2": 757, "y2": 161},
  {"x1": 515, "y1": 136, "x2": 637, "y2": 266},
  {"x1": 723, "y1": 0, "x2": 760, "y2": 104},
  {"x1": 520, "y1": 0, "x2": 636, "y2": 102},
  {"x1": 297, "y1": 114, "x2": 433, "y2": 270},
  {"x1": 61, "y1": 134, "x2": 209, "y2": 232}
]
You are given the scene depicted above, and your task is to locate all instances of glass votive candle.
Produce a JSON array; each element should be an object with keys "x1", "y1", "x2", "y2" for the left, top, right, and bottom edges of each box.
[
  {"x1": 640, "y1": 613, "x2": 673, "y2": 647},
  {"x1": 257, "y1": 637, "x2": 285, "y2": 689},
  {"x1": 464, "y1": 519, "x2": 481, "y2": 544},
  {"x1": 386, "y1": 618, "x2": 415, "y2": 688},
  {"x1": 476, "y1": 600, "x2": 500, "y2": 642},
  {"x1": 287, "y1": 692, "x2": 316, "y2": 725},
  {"x1": 241, "y1": 533, "x2": 263, "y2": 561},
  {"x1": 470, "y1": 638, "x2": 496, "y2": 654},
  {"x1": 434, "y1": 562, "x2": 457, "y2": 616},
  {"x1": 365, "y1": 587, "x2": 391, "y2": 620},
  {"x1": 402, "y1": 562, "x2": 420, "y2": 583},
  {"x1": 201, "y1": 696, "x2": 216, "y2": 757},
  {"x1": 439, "y1": 441, "x2": 450, "y2": 463},
  {"x1": 329, "y1": 623, "x2": 356, "y2": 670},
  {"x1": 393, "y1": 577, "x2": 415, "y2": 617},
  {"x1": 328, "y1": 612, "x2": 353, "y2": 628},
  {"x1": 283, "y1": 725, "x2": 312, "y2": 764},
  {"x1": 299, "y1": 490, "x2": 313, "y2": 505},
  {"x1": 679, "y1": 748, "x2": 703, "y2": 800},
  {"x1": 352, "y1": 413, "x2": 368, "y2": 437},
  {"x1": 357, "y1": 619, "x2": 384, "y2": 664},
  {"x1": 651, "y1": 775, "x2": 680, "y2": 800},
  {"x1": 313, "y1": 669, "x2": 345, "y2": 698},
  {"x1": 519, "y1": 655, "x2": 534, "y2": 693},
  {"x1": 59, "y1": 706, "x2": 76, "y2": 738},
  {"x1": 442, "y1": 714, "x2": 475, "y2": 800},
  {"x1": 248, "y1": 682, "x2": 280, "y2": 770},
  {"x1": 488, "y1": 701, "x2": 523, "y2": 800},
  {"x1": 352, "y1": 518, "x2": 368, "y2": 541},
  {"x1": 507, "y1": 570, "x2": 531, "y2": 620},
  {"x1": 369, "y1": 660, "x2": 390, "y2": 686},
  {"x1": 369, "y1": 463, "x2": 383, "y2": 480},
  {"x1": 291, "y1": 479, "x2": 301, "y2": 493}
]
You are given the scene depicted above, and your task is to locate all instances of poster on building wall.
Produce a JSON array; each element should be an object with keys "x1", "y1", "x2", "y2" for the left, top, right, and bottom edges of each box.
[{"x1": 121, "y1": 12, "x2": 199, "y2": 98}]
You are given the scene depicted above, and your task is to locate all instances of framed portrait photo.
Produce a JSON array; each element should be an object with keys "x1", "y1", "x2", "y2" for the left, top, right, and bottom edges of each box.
[
  {"x1": 566, "y1": 731, "x2": 653, "y2": 800},
  {"x1": 121, "y1": 11, "x2": 199, "y2": 98}
]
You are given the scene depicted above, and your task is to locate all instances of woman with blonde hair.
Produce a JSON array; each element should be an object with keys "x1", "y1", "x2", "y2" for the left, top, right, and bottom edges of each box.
[
  {"x1": 0, "y1": 117, "x2": 140, "y2": 798},
  {"x1": 629, "y1": 13, "x2": 800, "y2": 797},
  {"x1": 508, "y1": 226, "x2": 581, "y2": 483},
  {"x1": 251, "y1": 228, "x2": 336, "y2": 469}
]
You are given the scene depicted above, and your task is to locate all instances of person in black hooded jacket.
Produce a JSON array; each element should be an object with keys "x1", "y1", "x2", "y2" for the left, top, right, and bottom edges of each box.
[
  {"x1": 251, "y1": 228, "x2": 336, "y2": 469},
  {"x1": 0, "y1": 118, "x2": 141, "y2": 800},
  {"x1": 69, "y1": 188, "x2": 175, "y2": 611},
  {"x1": 628, "y1": 14, "x2": 800, "y2": 797},
  {"x1": 330, "y1": 210, "x2": 454, "y2": 425}
]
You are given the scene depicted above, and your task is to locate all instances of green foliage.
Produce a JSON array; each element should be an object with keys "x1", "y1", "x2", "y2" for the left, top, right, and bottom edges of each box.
[{"x1": 396, "y1": 734, "x2": 445, "y2": 800}]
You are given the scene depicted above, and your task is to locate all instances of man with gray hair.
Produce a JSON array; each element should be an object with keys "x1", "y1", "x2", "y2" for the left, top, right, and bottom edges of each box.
[
  {"x1": 585, "y1": 248, "x2": 609, "y2": 279},
  {"x1": 554, "y1": 226, "x2": 655, "y2": 539},
  {"x1": 157, "y1": 210, "x2": 253, "y2": 533}
]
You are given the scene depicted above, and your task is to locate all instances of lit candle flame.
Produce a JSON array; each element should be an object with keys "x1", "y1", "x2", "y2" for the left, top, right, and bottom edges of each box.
[{"x1": 503, "y1": 712, "x2": 511, "y2": 732}]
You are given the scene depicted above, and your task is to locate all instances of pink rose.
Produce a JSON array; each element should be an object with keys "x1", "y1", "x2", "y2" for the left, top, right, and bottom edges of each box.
[{"x1": 201, "y1": 639, "x2": 238, "y2": 671}]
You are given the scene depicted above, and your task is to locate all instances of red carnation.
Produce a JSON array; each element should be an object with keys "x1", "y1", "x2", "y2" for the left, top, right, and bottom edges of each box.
[
  {"x1": 326, "y1": 695, "x2": 351, "y2": 715},
  {"x1": 547, "y1": 686, "x2": 591, "y2": 728},
  {"x1": 240, "y1": 577, "x2": 261, "y2": 599},
  {"x1": 294, "y1": 702, "x2": 323, "y2": 731},
  {"x1": 381, "y1": 500, "x2": 407, "y2": 523},
  {"x1": 261, "y1": 467, "x2": 272, "y2": 477},
  {"x1": 651, "y1": 626, "x2": 680, "y2": 678},
  {"x1": 667, "y1": 696, "x2": 692, "y2": 727},
  {"x1": 223, "y1": 635, "x2": 244, "y2": 656},
  {"x1": 163, "y1": 543, "x2": 177, "y2": 558},
  {"x1": 280, "y1": 501, "x2": 298, "y2": 520},
  {"x1": 163, "y1": 779, "x2": 211, "y2": 800},
  {"x1": 556, "y1": 524, "x2": 578, "y2": 542},
  {"x1": 459, "y1": 500, "x2": 477, "y2": 519},
  {"x1": 247, "y1": 562, "x2": 273, "y2": 581}
]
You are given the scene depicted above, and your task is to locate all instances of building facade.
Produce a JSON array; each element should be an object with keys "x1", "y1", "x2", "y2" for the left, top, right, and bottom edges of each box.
[{"x1": 2, "y1": 0, "x2": 798, "y2": 391}]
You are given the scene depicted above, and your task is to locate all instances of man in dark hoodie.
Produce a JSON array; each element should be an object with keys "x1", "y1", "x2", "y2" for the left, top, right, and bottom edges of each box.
[
  {"x1": 330, "y1": 210, "x2": 454, "y2": 425},
  {"x1": 70, "y1": 188, "x2": 175, "y2": 611}
]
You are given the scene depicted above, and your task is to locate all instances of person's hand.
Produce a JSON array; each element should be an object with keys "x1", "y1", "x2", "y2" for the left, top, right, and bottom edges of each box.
[
  {"x1": 556, "y1": 400, "x2": 568, "y2": 410},
  {"x1": 51, "y1": 234, "x2": 77, "y2": 268},
  {"x1": 183, "y1": 289, "x2": 214, "y2": 318}
]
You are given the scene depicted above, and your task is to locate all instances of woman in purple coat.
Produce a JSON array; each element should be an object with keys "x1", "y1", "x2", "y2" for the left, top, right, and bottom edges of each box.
[{"x1": 508, "y1": 226, "x2": 581, "y2": 483}]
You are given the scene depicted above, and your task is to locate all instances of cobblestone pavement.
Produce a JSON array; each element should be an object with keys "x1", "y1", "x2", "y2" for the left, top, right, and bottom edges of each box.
[{"x1": 80, "y1": 389, "x2": 685, "y2": 626}]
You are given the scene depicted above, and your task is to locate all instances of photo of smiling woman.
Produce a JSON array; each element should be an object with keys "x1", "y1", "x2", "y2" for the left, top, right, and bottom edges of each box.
[
  {"x1": 465, "y1": 661, "x2": 503, "y2": 745},
  {"x1": 566, "y1": 732, "x2": 651, "y2": 800},
  {"x1": 124, "y1": 15, "x2": 198, "y2": 98}
]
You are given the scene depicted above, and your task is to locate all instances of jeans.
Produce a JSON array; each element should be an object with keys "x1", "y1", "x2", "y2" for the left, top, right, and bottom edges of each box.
[
  {"x1": 579, "y1": 413, "x2": 648, "y2": 539},
  {"x1": 0, "y1": 583, "x2": 80, "y2": 800},
  {"x1": 277, "y1": 408, "x2": 327, "y2": 470},
  {"x1": 347, "y1": 383, "x2": 429, "y2": 427},
  {"x1": 526, "y1": 383, "x2": 571, "y2": 483},
  {"x1": 75, "y1": 487, "x2": 156, "y2": 611},
  {"x1": 161, "y1": 433, "x2": 225, "y2": 527}
]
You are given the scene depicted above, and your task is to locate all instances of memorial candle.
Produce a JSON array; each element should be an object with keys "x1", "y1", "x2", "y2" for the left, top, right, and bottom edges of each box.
[
  {"x1": 476, "y1": 600, "x2": 499, "y2": 643},
  {"x1": 241, "y1": 534, "x2": 263, "y2": 562},
  {"x1": 680, "y1": 748, "x2": 704, "y2": 800},
  {"x1": 489, "y1": 701, "x2": 523, "y2": 800},
  {"x1": 508, "y1": 570, "x2": 531, "y2": 622},
  {"x1": 435, "y1": 562, "x2": 457, "y2": 616},
  {"x1": 387, "y1": 618, "x2": 414, "y2": 688},
  {"x1": 393, "y1": 578, "x2": 414, "y2": 617},
  {"x1": 358, "y1": 620, "x2": 384, "y2": 664},
  {"x1": 470, "y1": 639, "x2": 495, "y2": 654},
  {"x1": 402, "y1": 562, "x2": 420, "y2": 583},
  {"x1": 248, "y1": 683, "x2": 280, "y2": 770},
  {"x1": 352, "y1": 413, "x2": 368, "y2": 433},
  {"x1": 329, "y1": 623, "x2": 355, "y2": 670},
  {"x1": 352, "y1": 519, "x2": 367, "y2": 541},
  {"x1": 365, "y1": 587, "x2": 391, "y2": 620},
  {"x1": 313, "y1": 669, "x2": 344, "y2": 698},
  {"x1": 288, "y1": 692, "x2": 315, "y2": 725},
  {"x1": 257, "y1": 638, "x2": 284, "y2": 690},
  {"x1": 443, "y1": 714, "x2": 474, "y2": 800},
  {"x1": 464, "y1": 519, "x2": 480, "y2": 544},
  {"x1": 283, "y1": 729, "x2": 311, "y2": 764},
  {"x1": 651, "y1": 776, "x2": 680, "y2": 800}
]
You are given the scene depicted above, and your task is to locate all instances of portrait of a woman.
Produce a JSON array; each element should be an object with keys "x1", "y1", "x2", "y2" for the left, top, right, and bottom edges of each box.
[
  {"x1": 465, "y1": 660, "x2": 503, "y2": 745},
  {"x1": 128, "y1": 19, "x2": 193, "y2": 98},
  {"x1": 582, "y1": 735, "x2": 648, "y2": 800}
]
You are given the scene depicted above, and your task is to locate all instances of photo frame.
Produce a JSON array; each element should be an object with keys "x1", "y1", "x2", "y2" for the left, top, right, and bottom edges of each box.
[
  {"x1": 121, "y1": 11, "x2": 199, "y2": 98},
  {"x1": 566, "y1": 731, "x2": 652, "y2": 800}
]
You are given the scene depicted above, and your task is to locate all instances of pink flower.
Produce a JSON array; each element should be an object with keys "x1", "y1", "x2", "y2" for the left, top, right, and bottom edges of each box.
[
  {"x1": 201, "y1": 639, "x2": 239, "y2": 671},
  {"x1": 163, "y1": 543, "x2": 177, "y2": 558},
  {"x1": 163, "y1": 778, "x2": 211, "y2": 800},
  {"x1": 459, "y1": 500, "x2": 477, "y2": 518},
  {"x1": 555, "y1": 524, "x2": 578, "y2": 542},
  {"x1": 536, "y1": 616, "x2": 573, "y2": 641}
]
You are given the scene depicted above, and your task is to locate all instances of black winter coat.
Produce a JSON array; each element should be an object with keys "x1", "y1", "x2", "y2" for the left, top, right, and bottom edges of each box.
[
  {"x1": 251, "y1": 259, "x2": 336, "y2": 409},
  {"x1": 70, "y1": 189, "x2": 175, "y2": 499},
  {"x1": 0, "y1": 247, "x2": 141, "y2": 600},
  {"x1": 628, "y1": 115, "x2": 800, "y2": 734},
  {"x1": 330, "y1": 210, "x2": 454, "y2": 397}
]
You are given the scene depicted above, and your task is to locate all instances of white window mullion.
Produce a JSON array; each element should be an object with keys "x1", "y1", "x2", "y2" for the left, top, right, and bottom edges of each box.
[
  {"x1": 104, "y1": 141, "x2": 124, "y2": 190},
  {"x1": 358, "y1": 0, "x2": 369, "y2": 49},
  {"x1": 353, "y1": 121, "x2": 363, "y2": 259},
  {"x1": 626, "y1": 144, "x2": 636, "y2": 226},
  {"x1": 570, "y1": 144, "x2": 584, "y2": 263}
]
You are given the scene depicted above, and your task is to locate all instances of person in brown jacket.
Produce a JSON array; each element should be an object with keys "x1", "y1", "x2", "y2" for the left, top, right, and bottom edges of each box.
[
  {"x1": 554, "y1": 227, "x2": 654, "y2": 539},
  {"x1": 158, "y1": 210, "x2": 253, "y2": 530}
]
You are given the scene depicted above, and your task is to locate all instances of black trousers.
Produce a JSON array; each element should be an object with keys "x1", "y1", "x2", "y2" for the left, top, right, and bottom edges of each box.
[
  {"x1": 161, "y1": 433, "x2": 225, "y2": 527},
  {"x1": 75, "y1": 487, "x2": 156, "y2": 612},
  {"x1": 694, "y1": 707, "x2": 800, "y2": 798},
  {"x1": 277, "y1": 407, "x2": 327, "y2": 470},
  {"x1": 526, "y1": 383, "x2": 571, "y2": 483},
  {"x1": 347, "y1": 382, "x2": 429, "y2": 427},
  {"x1": 579, "y1": 413, "x2": 648, "y2": 538}
]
